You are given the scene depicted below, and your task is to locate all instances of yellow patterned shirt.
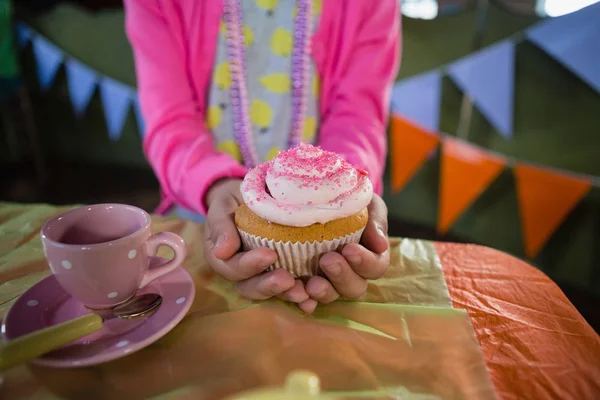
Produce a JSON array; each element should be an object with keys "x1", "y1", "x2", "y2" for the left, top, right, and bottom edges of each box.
[{"x1": 206, "y1": 0, "x2": 322, "y2": 164}]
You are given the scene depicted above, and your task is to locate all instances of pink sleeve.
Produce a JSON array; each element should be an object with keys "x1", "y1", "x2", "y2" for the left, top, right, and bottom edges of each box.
[
  {"x1": 124, "y1": 0, "x2": 247, "y2": 215},
  {"x1": 318, "y1": 0, "x2": 401, "y2": 195}
]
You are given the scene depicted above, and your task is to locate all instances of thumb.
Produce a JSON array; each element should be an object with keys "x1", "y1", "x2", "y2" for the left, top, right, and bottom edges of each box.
[
  {"x1": 362, "y1": 195, "x2": 388, "y2": 254},
  {"x1": 206, "y1": 194, "x2": 241, "y2": 260}
]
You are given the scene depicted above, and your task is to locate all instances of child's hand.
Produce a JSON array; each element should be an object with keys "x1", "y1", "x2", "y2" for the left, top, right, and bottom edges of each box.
[
  {"x1": 305, "y1": 195, "x2": 390, "y2": 303},
  {"x1": 204, "y1": 179, "x2": 315, "y2": 309}
]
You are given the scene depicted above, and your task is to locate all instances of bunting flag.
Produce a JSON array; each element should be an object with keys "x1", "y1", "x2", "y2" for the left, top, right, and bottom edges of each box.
[
  {"x1": 65, "y1": 59, "x2": 98, "y2": 117},
  {"x1": 12, "y1": 22, "x2": 600, "y2": 261},
  {"x1": 526, "y1": 3, "x2": 600, "y2": 94},
  {"x1": 391, "y1": 71, "x2": 442, "y2": 131},
  {"x1": 32, "y1": 36, "x2": 64, "y2": 91},
  {"x1": 447, "y1": 40, "x2": 515, "y2": 138},
  {"x1": 390, "y1": 114, "x2": 440, "y2": 193},
  {"x1": 99, "y1": 77, "x2": 134, "y2": 141},
  {"x1": 15, "y1": 23, "x2": 33, "y2": 47},
  {"x1": 15, "y1": 23, "x2": 145, "y2": 140},
  {"x1": 438, "y1": 137, "x2": 506, "y2": 234},
  {"x1": 514, "y1": 164, "x2": 593, "y2": 259}
]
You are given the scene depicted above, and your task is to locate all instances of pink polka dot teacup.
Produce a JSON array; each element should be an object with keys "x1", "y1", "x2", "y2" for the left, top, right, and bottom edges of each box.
[{"x1": 41, "y1": 204, "x2": 187, "y2": 309}]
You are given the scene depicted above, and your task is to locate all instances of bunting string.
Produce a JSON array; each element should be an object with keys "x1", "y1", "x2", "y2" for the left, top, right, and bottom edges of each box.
[
  {"x1": 13, "y1": 6, "x2": 600, "y2": 260},
  {"x1": 391, "y1": 2, "x2": 600, "y2": 138},
  {"x1": 14, "y1": 22, "x2": 145, "y2": 141},
  {"x1": 391, "y1": 115, "x2": 600, "y2": 190},
  {"x1": 390, "y1": 3, "x2": 600, "y2": 259},
  {"x1": 436, "y1": 129, "x2": 600, "y2": 185},
  {"x1": 389, "y1": 114, "x2": 598, "y2": 259}
]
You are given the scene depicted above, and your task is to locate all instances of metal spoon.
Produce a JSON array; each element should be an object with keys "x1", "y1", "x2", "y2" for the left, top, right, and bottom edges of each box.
[{"x1": 0, "y1": 293, "x2": 162, "y2": 371}]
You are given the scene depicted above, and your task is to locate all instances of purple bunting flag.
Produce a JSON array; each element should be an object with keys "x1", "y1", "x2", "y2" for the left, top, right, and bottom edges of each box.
[
  {"x1": 526, "y1": 2, "x2": 600, "y2": 94},
  {"x1": 65, "y1": 59, "x2": 99, "y2": 117},
  {"x1": 32, "y1": 36, "x2": 64, "y2": 91},
  {"x1": 99, "y1": 77, "x2": 135, "y2": 141},
  {"x1": 15, "y1": 23, "x2": 34, "y2": 47},
  {"x1": 391, "y1": 70, "x2": 442, "y2": 132},
  {"x1": 448, "y1": 40, "x2": 516, "y2": 139}
]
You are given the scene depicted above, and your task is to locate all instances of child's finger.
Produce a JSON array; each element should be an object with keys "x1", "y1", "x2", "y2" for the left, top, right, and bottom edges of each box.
[
  {"x1": 204, "y1": 191, "x2": 278, "y2": 282},
  {"x1": 235, "y1": 269, "x2": 295, "y2": 300},
  {"x1": 305, "y1": 276, "x2": 339, "y2": 304},
  {"x1": 205, "y1": 196, "x2": 241, "y2": 261},
  {"x1": 298, "y1": 298, "x2": 318, "y2": 313},
  {"x1": 319, "y1": 252, "x2": 367, "y2": 300},
  {"x1": 362, "y1": 195, "x2": 389, "y2": 255},
  {"x1": 277, "y1": 279, "x2": 309, "y2": 303},
  {"x1": 210, "y1": 247, "x2": 276, "y2": 282},
  {"x1": 342, "y1": 243, "x2": 389, "y2": 280}
]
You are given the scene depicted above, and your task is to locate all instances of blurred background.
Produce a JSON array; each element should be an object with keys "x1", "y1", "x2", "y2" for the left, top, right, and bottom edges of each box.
[{"x1": 1, "y1": 0, "x2": 599, "y2": 328}]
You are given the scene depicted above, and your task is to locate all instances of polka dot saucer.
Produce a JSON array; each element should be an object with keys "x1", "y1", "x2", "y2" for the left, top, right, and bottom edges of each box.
[{"x1": 1, "y1": 260, "x2": 195, "y2": 368}]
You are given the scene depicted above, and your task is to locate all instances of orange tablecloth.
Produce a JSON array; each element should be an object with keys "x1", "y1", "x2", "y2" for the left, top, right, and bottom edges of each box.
[
  {"x1": 436, "y1": 243, "x2": 600, "y2": 399},
  {"x1": 0, "y1": 203, "x2": 598, "y2": 399}
]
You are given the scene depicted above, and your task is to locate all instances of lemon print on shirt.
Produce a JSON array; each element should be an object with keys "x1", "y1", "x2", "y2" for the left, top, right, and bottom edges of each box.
[
  {"x1": 217, "y1": 140, "x2": 242, "y2": 162},
  {"x1": 219, "y1": 20, "x2": 226, "y2": 38},
  {"x1": 250, "y1": 99, "x2": 273, "y2": 133},
  {"x1": 312, "y1": 75, "x2": 320, "y2": 97},
  {"x1": 271, "y1": 28, "x2": 292, "y2": 57},
  {"x1": 206, "y1": 106, "x2": 222, "y2": 130},
  {"x1": 256, "y1": 0, "x2": 278, "y2": 15},
  {"x1": 303, "y1": 116, "x2": 317, "y2": 142},
  {"x1": 293, "y1": 0, "x2": 321, "y2": 17},
  {"x1": 215, "y1": 62, "x2": 231, "y2": 89},
  {"x1": 260, "y1": 73, "x2": 291, "y2": 94},
  {"x1": 265, "y1": 146, "x2": 280, "y2": 161},
  {"x1": 220, "y1": 22, "x2": 253, "y2": 46},
  {"x1": 243, "y1": 25, "x2": 254, "y2": 46},
  {"x1": 313, "y1": 0, "x2": 322, "y2": 15}
]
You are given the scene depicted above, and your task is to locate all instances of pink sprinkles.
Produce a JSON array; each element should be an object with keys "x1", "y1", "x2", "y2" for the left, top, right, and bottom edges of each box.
[{"x1": 243, "y1": 142, "x2": 370, "y2": 212}]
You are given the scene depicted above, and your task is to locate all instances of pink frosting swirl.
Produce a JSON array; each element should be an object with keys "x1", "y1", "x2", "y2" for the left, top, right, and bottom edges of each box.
[{"x1": 241, "y1": 143, "x2": 373, "y2": 227}]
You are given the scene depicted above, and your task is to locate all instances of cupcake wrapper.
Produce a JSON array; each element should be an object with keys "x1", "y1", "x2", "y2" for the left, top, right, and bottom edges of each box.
[{"x1": 237, "y1": 228, "x2": 365, "y2": 278}]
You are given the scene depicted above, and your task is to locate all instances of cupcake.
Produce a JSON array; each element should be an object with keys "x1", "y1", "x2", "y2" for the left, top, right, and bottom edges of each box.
[{"x1": 234, "y1": 142, "x2": 373, "y2": 277}]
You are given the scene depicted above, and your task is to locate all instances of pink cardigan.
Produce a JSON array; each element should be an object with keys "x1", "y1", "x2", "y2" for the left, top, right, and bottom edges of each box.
[{"x1": 124, "y1": 0, "x2": 401, "y2": 215}]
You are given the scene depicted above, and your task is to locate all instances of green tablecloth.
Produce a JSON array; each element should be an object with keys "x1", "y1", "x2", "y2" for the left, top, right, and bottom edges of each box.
[{"x1": 0, "y1": 202, "x2": 496, "y2": 399}]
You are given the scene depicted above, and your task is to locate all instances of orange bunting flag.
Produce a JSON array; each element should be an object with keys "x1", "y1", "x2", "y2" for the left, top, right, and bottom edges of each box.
[
  {"x1": 514, "y1": 164, "x2": 592, "y2": 259},
  {"x1": 438, "y1": 137, "x2": 506, "y2": 234},
  {"x1": 390, "y1": 114, "x2": 440, "y2": 193}
]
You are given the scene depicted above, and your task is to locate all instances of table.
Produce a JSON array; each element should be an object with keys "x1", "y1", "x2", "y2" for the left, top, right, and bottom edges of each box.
[{"x1": 0, "y1": 203, "x2": 598, "y2": 399}]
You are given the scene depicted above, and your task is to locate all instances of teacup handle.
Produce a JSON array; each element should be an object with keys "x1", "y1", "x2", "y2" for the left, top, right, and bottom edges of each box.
[{"x1": 139, "y1": 232, "x2": 187, "y2": 289}]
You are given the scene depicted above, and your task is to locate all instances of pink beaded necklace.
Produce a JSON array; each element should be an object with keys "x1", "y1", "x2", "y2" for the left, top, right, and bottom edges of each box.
[{"x1": 223, "y1": 0, "x2": 313, "y2": 168}]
